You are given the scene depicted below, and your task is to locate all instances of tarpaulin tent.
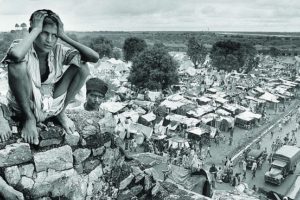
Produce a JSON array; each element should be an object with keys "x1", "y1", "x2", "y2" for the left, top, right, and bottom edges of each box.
[
  {"x1": 167, "y1": 137, "x2": 189, "y2": 149},
  {"x1": 259, "y1": 92, "x2": 279, "y2": 103},
  {"x1": 235, "y1": 111, "x2": 261, "y2": 129}
]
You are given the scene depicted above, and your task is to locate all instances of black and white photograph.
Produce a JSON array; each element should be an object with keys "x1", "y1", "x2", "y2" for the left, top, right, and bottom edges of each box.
[{"x1": 0, "y1": 0, "x2": 300, "y2": 199}]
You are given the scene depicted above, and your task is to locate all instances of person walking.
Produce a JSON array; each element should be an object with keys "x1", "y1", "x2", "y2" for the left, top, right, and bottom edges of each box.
[
  {"x1": 251, "y1": 160, "x2": 257, "y2": 179},
  {"x1": 242, "y1": 159, "x2": 247, "y2": 180},
  {"x1": 206, "y1": 145, "x2": 212, "y2": 158}
]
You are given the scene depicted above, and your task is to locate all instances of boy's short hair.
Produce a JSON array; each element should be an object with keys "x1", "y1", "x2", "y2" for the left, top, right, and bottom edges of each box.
[{"x1": 29, "y1": 9, "x2": 59, "y2": 32}]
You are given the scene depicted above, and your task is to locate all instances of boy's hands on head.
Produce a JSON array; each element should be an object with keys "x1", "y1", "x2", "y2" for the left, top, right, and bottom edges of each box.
[
  {"x1": 31, "y1": 11, "x2": 48, "y2": 32},
  {"x1": 51, "y1": 13, "x2": 65, "y2": 38}
]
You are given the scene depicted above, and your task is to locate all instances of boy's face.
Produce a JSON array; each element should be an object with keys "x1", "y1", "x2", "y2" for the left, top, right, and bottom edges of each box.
[
  {"x1": 34, "y1": 23, "x2": 58, "y2": 53},
  {"x1": 86, "y1": 90, "x2": 105, "y2": 110}
]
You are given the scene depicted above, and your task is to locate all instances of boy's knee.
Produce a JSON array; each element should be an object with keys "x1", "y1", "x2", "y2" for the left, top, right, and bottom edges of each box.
[{"x1": 78, "y1": 62, "x2": 90, "y2": 77}]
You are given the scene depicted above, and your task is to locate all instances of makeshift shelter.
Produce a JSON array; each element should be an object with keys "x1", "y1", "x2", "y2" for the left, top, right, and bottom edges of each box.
[
  {"x1": 222, "y1": 104, "x2": 245, "y2": 116},
  {"x1": 146, "y1": 91, "x2": 163, "y2": 102},
  {"x1": 138, "y1": 112, "x2": 156, "y2": 126},
  {"x1": 132, "y1": 100, "x2": 154, "y2": 111},
  {"x1": 235, "y1": 111, "x2": 262, "y2": 129},
  {"x1": 259, "y1": 92, "x2": 280, "y2": 103},
  {"x1": 216, "y1": 116, "x2": 235, "y2": 132},
  {"x1": 196, "y1": 96, "x2": 211, "y2": 105},
  {"x1": 168, "y1": 137, "x2": 190, "y2": 149},
  {"x1": 187, "y1": 105, "x2": 215, "y2": 118},
  {"x1": 128, "y1": 123, "x2": 153, "y2": 144},
  {"x1": 201, "y1": 113, "x2": 218, "y2": 126},
  {"x1": 160, "y1": 100, "x2": 185, "y2": 111}
]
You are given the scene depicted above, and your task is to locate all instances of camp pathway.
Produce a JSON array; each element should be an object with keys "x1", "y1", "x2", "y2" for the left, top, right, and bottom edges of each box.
[{"x1": 203, "y1": 99, "x2": 300, "y2": 167}]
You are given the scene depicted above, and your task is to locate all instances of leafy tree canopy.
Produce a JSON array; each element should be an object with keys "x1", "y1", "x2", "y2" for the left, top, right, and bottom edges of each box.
[
  {"x1": 128, "y1": 45, "x2": 179, "y2": 90},
  {"x1": 269, "y1": 47, "x2": 281, "y2": 57},
  {"x1": 123, "y1": 37, "x2": 147, "y2": 62},
  {"x1": 210, "y1": 40, "x2": 258, "y2": 73},
  {"x1": 90, "y1": 36, "x2": 113, "y2": 59},
  {"x1": 187, "y1": 37, "x2": 208, "y2": 68}
]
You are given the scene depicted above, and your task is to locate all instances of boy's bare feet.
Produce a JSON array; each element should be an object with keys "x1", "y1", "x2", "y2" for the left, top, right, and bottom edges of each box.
[
  {"x1": 56, "y1": 112, "x2": 76, "y2": 134},
  {"x1": 21, "y1": 118, "x2": 39, "y2": 145},
  {"x1": 0, "y1": 111, "x2": 12, "y2": 142}
]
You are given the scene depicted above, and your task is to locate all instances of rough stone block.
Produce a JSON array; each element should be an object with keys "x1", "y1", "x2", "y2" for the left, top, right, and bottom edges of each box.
[
  {"x1": 0, "y1": 143, "x2": 32, "y2": 167},
  {"x1": 74, "y1": 163, "x2": 83, "y2": 174},
  {"x1": 34, "y1": 145, "x2": 73, "y2": 172},
  {"x1": 131, "y1": 185, "x2": 143, "y2": 196},
  {"x1": 4, "y1": 165, "x2": 21, "y2": 186},
  {"x1": 18, "y1": 176, "x2": 34, "y2": 191},
  {"x1": 39, "y1": 126, "x2": 64, "y2": 140},
  {"x1": 119, "y1": 173, "x2": 134, "y2": 190},
  {"x1": 64, "y1": 131, "x2": 80, "y2": 146},
  {"x1": 19, "y1": 164, "x2": 35, "y2": 178},
  {"x1": 83, "y1": 158, "x2": 101, "y2": 174},
  {"x1": 73, "y1": 148, "x2": 91, "y2": 164},
  {"x1": 39, "y1": 138, "x2": 62, "y2": 147},
  {"x1": 31, "y1": 168, "x2": 76, "y2": 198},
  {"x1": 92, "y1": 146, "x2": 105, "y2": 157}
]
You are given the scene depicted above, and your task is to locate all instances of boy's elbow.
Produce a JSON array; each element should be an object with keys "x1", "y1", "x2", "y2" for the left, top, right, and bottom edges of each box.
[
  {"x1": 7, "y1": 50, "x2": 24, "y2": 62},
  {"x1": 89, "y1": 53, "x2": 99, "y2": 63}
]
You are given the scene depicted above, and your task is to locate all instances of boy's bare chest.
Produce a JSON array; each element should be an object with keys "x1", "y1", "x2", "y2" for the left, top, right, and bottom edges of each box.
[{"x1": 38, "y1": 56, "x2": 49, "y2": 82}]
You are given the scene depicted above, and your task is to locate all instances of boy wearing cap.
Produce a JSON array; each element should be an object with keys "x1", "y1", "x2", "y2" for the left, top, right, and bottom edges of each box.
[
  {"x1": 84, "y1": 78, "x2": 108, "y2": 111},
  {"x1": 0, "y1": 9, "x2": 99, "y2": 144}
]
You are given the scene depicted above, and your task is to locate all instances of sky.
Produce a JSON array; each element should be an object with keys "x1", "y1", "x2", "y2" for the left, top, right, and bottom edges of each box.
[{"x1": 0, "y1": 0, "x2": 299, "y2": 32}]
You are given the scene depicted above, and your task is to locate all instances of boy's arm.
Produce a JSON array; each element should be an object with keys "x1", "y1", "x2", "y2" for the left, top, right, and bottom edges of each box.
[
  {"x1": 60, "y1": 35, "x2": 99, "y2": 63},
  {"x1": 7, "y1": 11, "x2": 47, "y2": 62},
  {"x1": 53, "y1": 14, "x2": 99, "y2": 63}
]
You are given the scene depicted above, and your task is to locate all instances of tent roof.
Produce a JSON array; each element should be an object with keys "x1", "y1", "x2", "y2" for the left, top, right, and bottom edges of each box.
[
  {"x1": 235, "y1": 111, "x2": 262, "y2": 121},
  {"x1": 259, "y1": 92, "x2": 279, "y2": 103},
  {"x1": 186, "y1": 127, "x2": 208, "y2": 136}
]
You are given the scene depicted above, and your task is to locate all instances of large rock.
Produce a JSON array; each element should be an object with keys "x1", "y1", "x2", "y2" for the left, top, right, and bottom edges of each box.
[
  {"x1": 39, "y1": 138, "x2": 62, "y2": 147},
  {"x1": 31, "y1": 168, "x2": 76, "y2": 198},
  {"x1": 18, "y1": 176, "x2": 34, "y2": 191},
  {"x1": 4, "y1": 165, "x2": 21, "y2": 186},
  {"x1": 19, "y1": 164, "x2": 35, "y2": 178},
  {"x1": 34, "y1": 145, "x2": 73, "y2": 172},
  {"x1": 92, "y1": 146, "x2": 106, "y2": 157},
  {"x1": 64, "y1": 131, "x2": 80, "y2": 146},
  {"x1": 86, "y1": 165, "x2": 104, "y2": 199},
  {"x1": 130, "y1": 185, "x2": 143, "y2": 196},
  {"x1": 73, "y1": 148, "x2": 91, "y2": 164},
  {"x1": 119, "y1": 173, "x2": 134, "y2": 190},
  {"x1": 83, "y1": 158, "x2": 101, "y2": 174},
  {"x1": 0, "y1": 143, "x2": 32, "y2": 167}
]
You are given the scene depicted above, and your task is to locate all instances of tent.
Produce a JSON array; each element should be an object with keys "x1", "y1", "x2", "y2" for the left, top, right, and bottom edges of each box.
[
  {"x1": 259, "y1": 92, "x2": 280, "y2": 103},
  {"x1": 168, "y1": 137, "x2": 190, "y2": 149},
  {"x1": 128, "y1": 123, "x2": 153, "y2": 141},
  {"x1": 187, "y1": 105, "x2": 215, "y2": 118},
  {"x1": 235, "y1": 111, "x2": 261, "y2": 129}
]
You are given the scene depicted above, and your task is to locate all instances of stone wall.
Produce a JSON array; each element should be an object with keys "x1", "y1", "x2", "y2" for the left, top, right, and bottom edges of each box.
[{"x1": 0, "y1": 111, "x2": 210, "y2": 200}]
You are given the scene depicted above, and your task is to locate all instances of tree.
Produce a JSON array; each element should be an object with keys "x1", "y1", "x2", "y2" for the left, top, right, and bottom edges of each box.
[
  {"x1": 20, "y1": 23, "x2": 27, "y2": 30},
  {"x1": 123, "y1": 37, "x2": 147, "y2": 62},
  {"x1": 187, "y1": 37, "x2": 208, "y2": 68},
  {"x1": 269, "y1": 47, "x2": 281, "y2": 57},
  {"x1": 0, "y1": 33, "x2": 16, "y2": 61},
  {"x1": 210, "y1": 40, "x2": 258, "y2": 73},
  {"x1": 15, "y1": 23, "x2": 19, "y2": 30},
  {"x1": 90, "y1": 36, "x2": 113, "y2": 59},
  {"x1": 128, "y1": 45, "x2": 179, "y2": 90},
  {"x1": 112, "y1": 47, "x2": 122, "y2": 60}
]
